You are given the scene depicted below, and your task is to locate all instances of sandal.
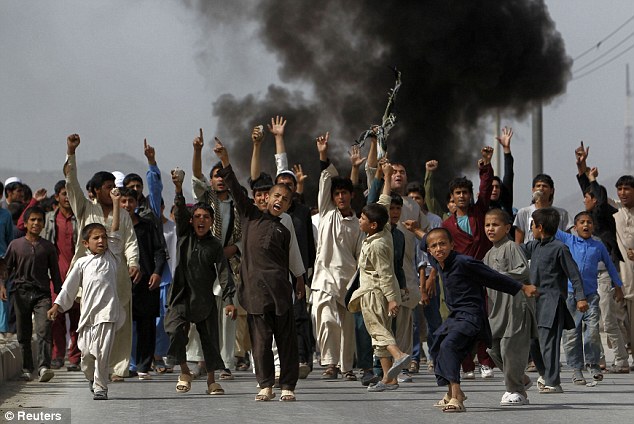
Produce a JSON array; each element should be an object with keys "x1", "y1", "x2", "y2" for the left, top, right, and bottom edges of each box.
[
  {"x1": 343, "y1": 370, "x2": 357, "y2": 381},
  {"x1": 321, "y1": 365, "x2": 339, "y2": 380},
  {"x1": 220, "y1": 369, "x2": 234, "y2": 380},
  {"x1": 206, "y1": 382, "x2": 225, "y2": 395},
  {"x1": 176, "y1": 373, "x2": 192, "y2": 393},
  {"x1": 279, "y1": 389, "x2": 296, "y2": 402},
  {"x1": 255, "y1": 386, "x2": 275, "y2": 401},
  {"x1": 434, "y1": 393, "x2": 451, "y2": 408},
  {"x1": 442, "y1": 398, "x2": 466, "y2": 413},
  {"x1": 153, "y1": 359, "x2": 167, "y2": 374}
]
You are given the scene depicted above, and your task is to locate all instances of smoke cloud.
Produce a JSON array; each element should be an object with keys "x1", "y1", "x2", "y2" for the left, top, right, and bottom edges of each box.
[{"x1": 186, "y1": 0, "x2": 571, "y2": 203}]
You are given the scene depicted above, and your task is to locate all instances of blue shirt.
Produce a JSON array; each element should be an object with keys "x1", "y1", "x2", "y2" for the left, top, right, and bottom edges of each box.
[
  {"x1": 0, "y1": 208, "x2": 14, "y2": 257},
  {"x1": 555, "y1": 230, "x2": 623, "y2": 296}
]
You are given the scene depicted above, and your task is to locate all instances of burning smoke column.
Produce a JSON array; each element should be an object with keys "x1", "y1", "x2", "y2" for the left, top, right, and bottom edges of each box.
[{"x1": 189, "y1": 0, "x2": 571, "y2": 201}]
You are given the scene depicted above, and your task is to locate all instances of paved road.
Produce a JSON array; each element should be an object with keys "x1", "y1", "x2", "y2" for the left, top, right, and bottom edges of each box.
[{"x1": 1, "y1": 361, "x2": 633, "y2": 424}]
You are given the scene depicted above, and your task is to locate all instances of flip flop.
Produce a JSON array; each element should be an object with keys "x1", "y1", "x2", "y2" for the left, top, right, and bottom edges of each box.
[
  {"x1": 386, "y1": 354, "x2": 411, "y2": 381},
  {"x1": 279, "y1": 389, "x2": 296, "y2": 402},
  {"x1": 207, "y1": 382, "x2": 225, "y2": 395},
  {"x1": 434, "y1": 394, "x2": 451, "y2": 408},
  {"x1": 176, "y1": 373, "x2": 192, "y2": 393},
  {"x1": 255, "y1": 387, "x2": 275, "y2": 401},
  {"x1": 442, "y1": 398, "x2": 466, "y2": 413}
]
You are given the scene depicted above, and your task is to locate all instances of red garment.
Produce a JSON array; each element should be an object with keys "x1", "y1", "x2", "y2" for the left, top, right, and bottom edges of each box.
[
  {"x1": 55, "y1": 210, "x2": 74, "y2": 280},
  {"x1": 442, "y1": 163, "x2": 493, "y2": 261}
]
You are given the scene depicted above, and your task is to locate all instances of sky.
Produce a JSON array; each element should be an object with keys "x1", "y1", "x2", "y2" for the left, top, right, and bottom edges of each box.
[{"x1": 1, "y1": 0, "x2": 633, "y2": 211}]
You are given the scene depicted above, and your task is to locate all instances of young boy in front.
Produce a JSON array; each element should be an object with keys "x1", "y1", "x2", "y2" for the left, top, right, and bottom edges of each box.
[
  {"x1": 48, "y1": 188, "x2": 123, "y2": 400},
  {"x1": 164, "y1": 168, "x2": 236, "y2": 396},
  {"x1": 522, "y1": 208, "x2": 587, "y2": 394},
  {"x1": 483, "y1": 209, "x2": 536, "y2": 406},
  {"x1": 214, "y1": 138, "x2": 305, "y2": 402},
  {"x1": 556, "y1": 211, "x2": 624, "y2": 384},
  {"x1": 3, "y1": 206, "x2": 62, "y2": 383},
  {"x1": 425, "y1": 227, "x2": 536, "y2": 413},
  {"x1": 349, "y1": 162, "x2": 410, "y2": 392}
]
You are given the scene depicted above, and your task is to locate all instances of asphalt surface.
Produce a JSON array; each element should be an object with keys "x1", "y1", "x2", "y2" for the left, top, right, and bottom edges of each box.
[{"x1": 1, "y1": 357, "x2": 633, "y2": 424}]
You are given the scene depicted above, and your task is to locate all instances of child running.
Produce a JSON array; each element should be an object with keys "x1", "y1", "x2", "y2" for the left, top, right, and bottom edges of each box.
[
  {"x1": 425, "y1": 227, "x2": 536, "y2": 413},
  {"x1": 47, "y1": 188, "x2": 124, "y2": 400}
]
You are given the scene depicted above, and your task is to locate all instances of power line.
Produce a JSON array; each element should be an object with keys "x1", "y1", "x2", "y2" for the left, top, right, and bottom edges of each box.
[
  {"x1": 572, "y1": 41, "x2": 634, "y2": 81},
  {"x1": 573, "y1": 13, "x2": 634, "y2": 61},
  {"x1": 573, "y1": 30, "x2": 634, "y2": 73}
]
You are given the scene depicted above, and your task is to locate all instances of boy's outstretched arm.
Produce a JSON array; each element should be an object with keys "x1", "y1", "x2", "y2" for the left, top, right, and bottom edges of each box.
[
  {"x1": 171, "y1": 168, "x2": 190, "y2": 238},
  {"x1": 144, "y1": 138, "x2": 163, "y2": 217},
  {"x1": 64, "y1": 134, "x2": 89, "y2": 221},
  {"x1": 250, "y1": 124, "x2": 265, "y2": 181}
]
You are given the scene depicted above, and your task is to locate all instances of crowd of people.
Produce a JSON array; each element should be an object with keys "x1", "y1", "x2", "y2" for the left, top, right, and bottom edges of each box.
[{"x1": 0, "y1": 118, "x2": 633, "y2": 412}]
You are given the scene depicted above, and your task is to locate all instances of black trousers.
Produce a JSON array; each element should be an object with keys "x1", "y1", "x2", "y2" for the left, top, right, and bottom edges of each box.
[
  {"x1": 248, "y1": 308, "x2": 299, "y2": 390},
  {"x1": 167, "y1": 302, "x2": 225, "y2": 372},
  {"x1": 12, "y1": 284, "x2": 52, "y2": 373},
  {"x1": 133, "y1": 315, "x2": 156, "y2": 373}
]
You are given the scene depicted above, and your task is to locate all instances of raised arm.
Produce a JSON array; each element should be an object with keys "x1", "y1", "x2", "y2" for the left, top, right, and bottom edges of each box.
[
  {"x1": 316, "y1": 132, "x2": 336, "y2": 213},
  {"x1": 144, "y1": 138, "x2": 163, "y2": 217},
  {"x1": 270, "y1": 116, "x2": 290, "y2": 174},
  {"x1": 171, "y1": 168, "x2": 191, "y2": 237},
  {"x1": 424, "y1": 160, "x2": 446, "y2": 217},
  {"x1": 349, "y1": 144, "x2": 366, "y2": 186},
  {"x1": 365, "y1": 130, "x2": 378, "y2": 189},
  {"x1": 64, "y1": 134, "x2": 89, "y2": 221},
  {"x1": 250, "y1": 124, "x2": 265, "y2": 181},
  {"x1": 192, "y1": 128, "x2": 205, "y2": 180},
  {"x1": 496, "y1": 126, "x2": 514, "y2": 211},
  {"x1": 111, "y1": 188, "x2": 121, "y2": 233},
  {"x1": 475, "y1": 146, "x2": 494, "y2": 211},
  {"x1": 214, "y1": 138, "x2": 253, "y2": 216}
]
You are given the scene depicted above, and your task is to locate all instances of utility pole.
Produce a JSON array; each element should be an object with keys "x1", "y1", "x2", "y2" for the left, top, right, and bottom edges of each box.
[
  {"x1": 625, "y1": 64, "x2": 633, "y2": 173},
  {"x1": 532, "y1": 103, "x2": 543, "y2": 177}
]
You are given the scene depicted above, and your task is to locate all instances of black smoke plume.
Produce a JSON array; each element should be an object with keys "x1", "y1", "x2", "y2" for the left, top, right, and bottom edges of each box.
[{"x1": 186, "y1": 0, "x2": 571, "y2": 205}]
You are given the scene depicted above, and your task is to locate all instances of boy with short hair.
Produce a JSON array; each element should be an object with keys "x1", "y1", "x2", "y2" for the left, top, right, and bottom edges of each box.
[
  {"x1": 2, "y1": 206, "x2": 62, "y2": 382},
  {"x1": 213, "y1": 137, "x2": 304, "y2": 402},
  {"x1": 483, "y1": 208, "x2": 535, "y2": 406},
  {"x1": 349, "y1": 162, "x2": 410, "y2": 392},
  {"x1": 522, "y1": 207, "x2": 587, "y2": 394},
  {"x1": 556, "y1": 211, "x2": 624, "y2": 384},
  {"x1": 312, "y1": 132, "x2": 363, "y2": 381},
  {"x1": 48, "y1": 188, "x2": 124, "y2": 400},
  {"x1": 424, "y1": 227, "x2": 536, "y2": 412},
  {"x1": 165, "y1": 168, "x2": 236, "y2": 396},
  {"x1": 119, "y1": 187, "x2": 166, "y2": 380}
]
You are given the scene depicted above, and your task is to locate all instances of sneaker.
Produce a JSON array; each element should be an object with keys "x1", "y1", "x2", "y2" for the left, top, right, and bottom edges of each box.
[
  {"x1": 572, "y1": 369, "x2": 586, "y2": 385},
  {"x1": 93, "y1": 390, "x2": 108, "y2": 400},
  {"x1": 480, "y1": 365, "x2": 494, "y2": 379},
  {"x1": 298, "y1": 362, "x2": 311, "y2": 379},
  {"x1": 360, "y1": 370, "x2": 380, "y2": 387},
  {"x1": 500, "y1": 391, "x2": 529, "y2": 406},
  {"x1": 463, "y1": 371, "x2": 476, "y2": 380},
  {"x1": 50, "y1": 359, "x2": 64, "y2": 369},
  {"x1": 138, "y1": 372, "x2": 153, "y2": 380},
  {"x1": 38, "y1": 368, "x2": 55, "y2": 383},
  {"x1": 398, "y1": 370, "x2": 413, "y2": 383}
]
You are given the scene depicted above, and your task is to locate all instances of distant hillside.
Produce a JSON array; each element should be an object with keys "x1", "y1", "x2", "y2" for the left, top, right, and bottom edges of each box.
[{"x1": 0, "y1": 153, "x2": 184, "y2": 209}]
